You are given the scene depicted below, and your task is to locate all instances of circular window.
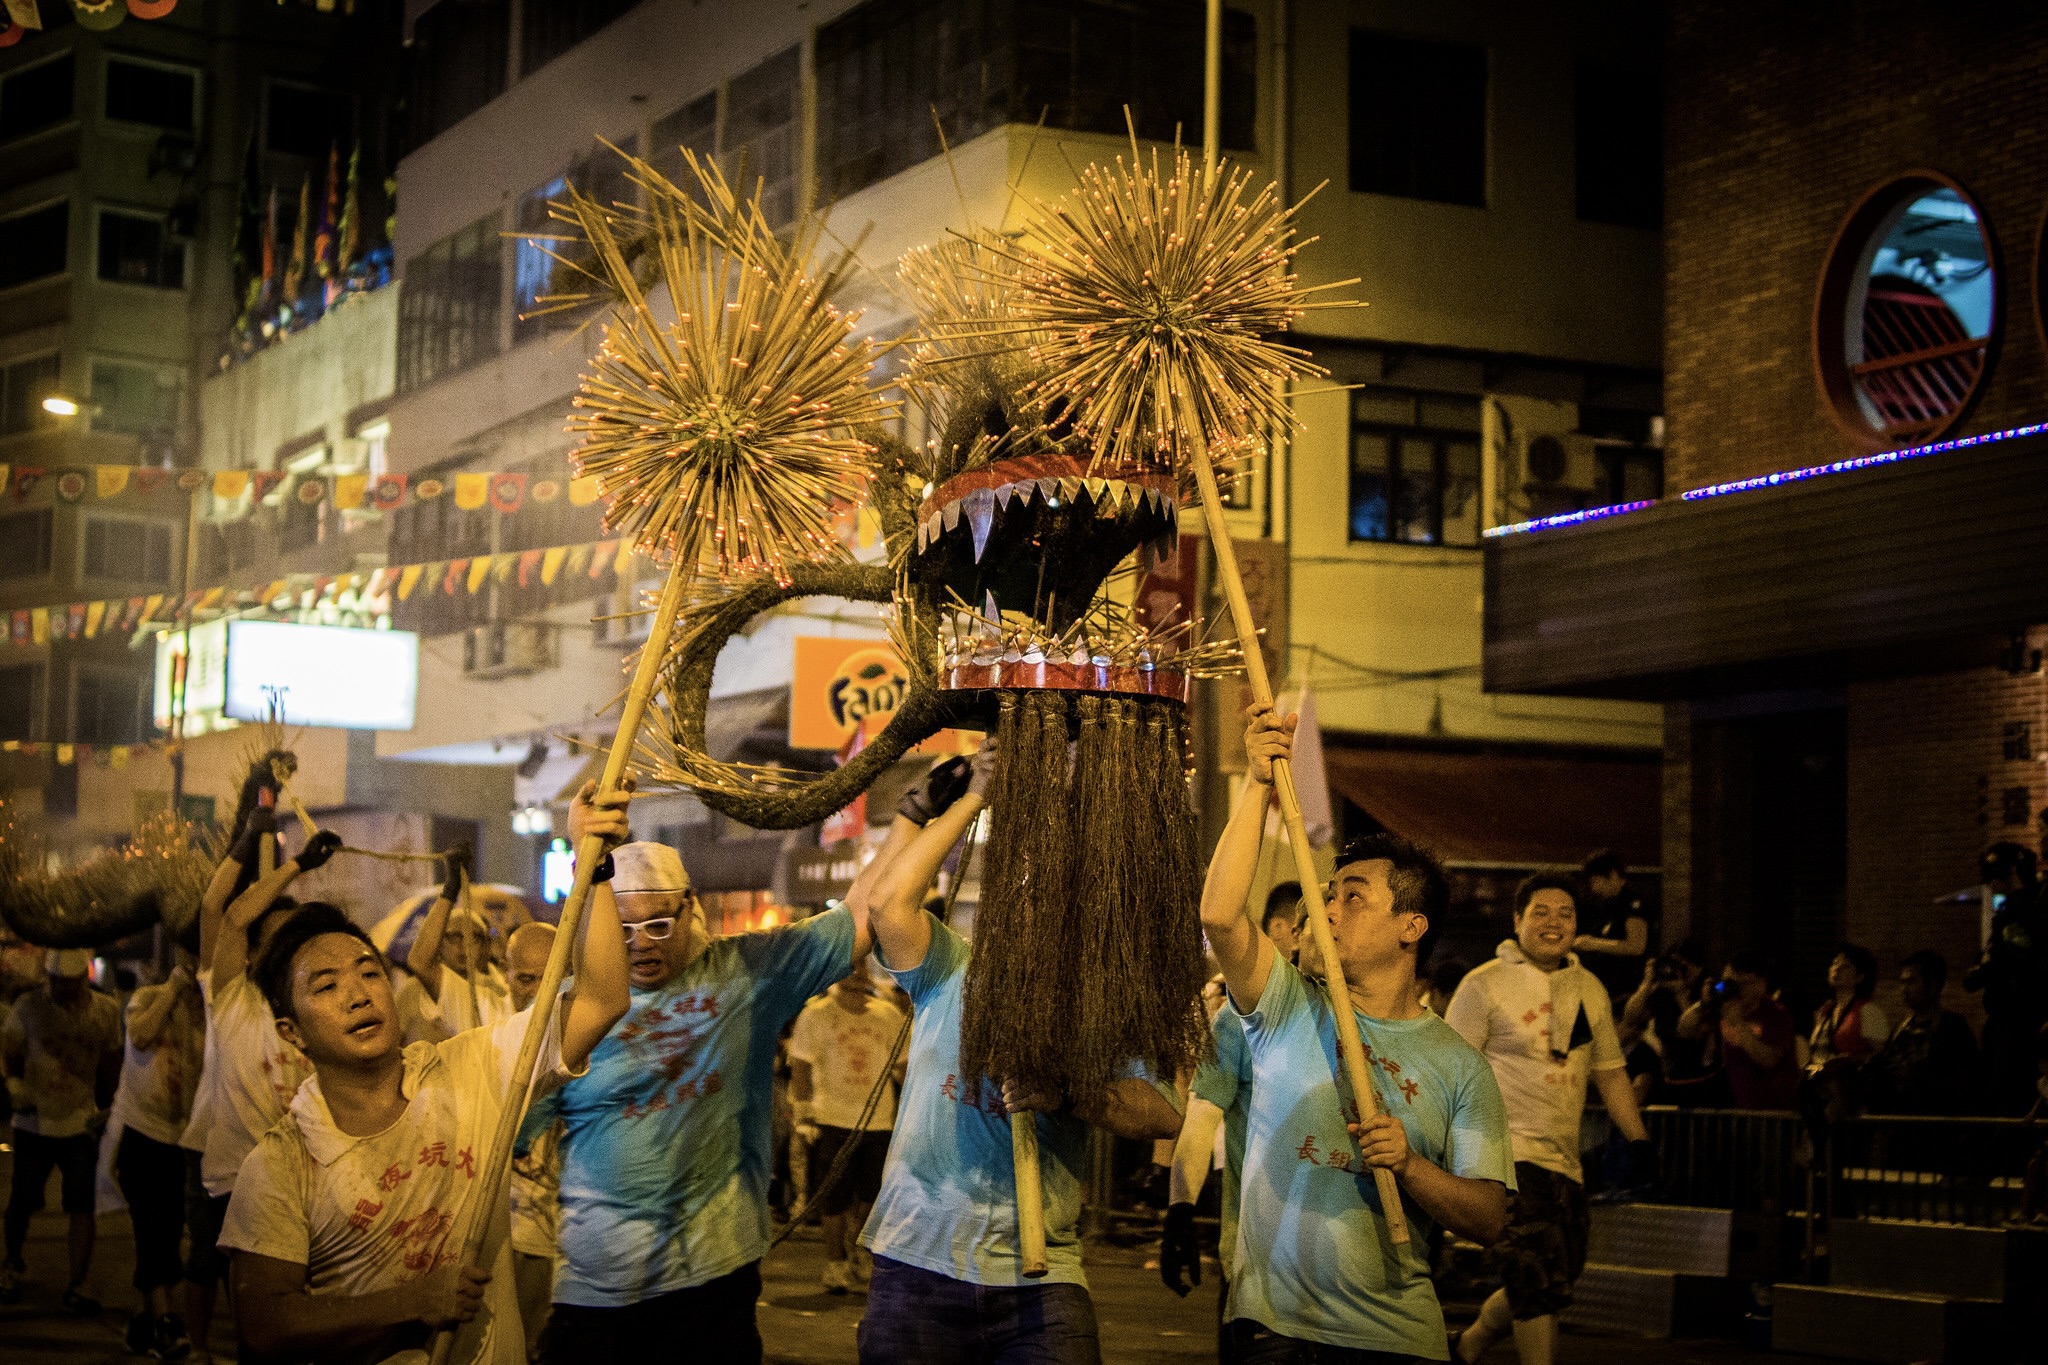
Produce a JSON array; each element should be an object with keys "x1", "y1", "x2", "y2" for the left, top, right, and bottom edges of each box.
[{"x1": 1816, "y1": 174, "x2": 1997, "y2": 444}]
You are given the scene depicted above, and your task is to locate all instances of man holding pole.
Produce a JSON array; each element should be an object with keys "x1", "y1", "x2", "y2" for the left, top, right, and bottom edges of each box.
[
  {"x1": 218, "y1": 789, "x2": 629, "y2": 1365},
  {"x1": 856, "y1": 752, "x2": 1184, "y2": 1365},
  {"x1": 534, "y1": 786, "x2": 877, "y2": 1363},
  {"x1": 1204, "y1": 703, "x2": 1514, "y2": 1363}
]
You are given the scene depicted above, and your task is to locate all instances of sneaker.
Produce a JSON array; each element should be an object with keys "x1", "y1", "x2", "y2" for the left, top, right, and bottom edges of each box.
[
  {"x1": 820, "y1": 1260, "x2": 851, "y2": 1295},
  {"x1": 155, "y1": 1313, "x2": 193, "y2": 1361},
  {"x1": 63, "y1": 1288, "x2": 104, "y2": 1316},
  {"x1": 127, "y1": 1310, "x2": 157, "y2": 1354}
]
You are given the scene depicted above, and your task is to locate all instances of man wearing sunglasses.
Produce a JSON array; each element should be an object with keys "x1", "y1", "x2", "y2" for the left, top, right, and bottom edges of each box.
[{"x1": 537, "y1": 787, "x2": 871, "y2": 1363}]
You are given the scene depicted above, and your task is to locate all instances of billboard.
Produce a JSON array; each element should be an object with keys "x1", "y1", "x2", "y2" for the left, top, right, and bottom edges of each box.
[
  {"x1": 223, "y1": 621, "x2": 419, "y2": 730},
  {"x1": 788, "y1": 635, "x2": 972, "y2": 755}
]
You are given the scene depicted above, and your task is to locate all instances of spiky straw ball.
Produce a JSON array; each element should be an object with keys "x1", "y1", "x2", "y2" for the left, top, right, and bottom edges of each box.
[
  {"x1": 999, "y1": 142, "x2": 1354, "y2": 467},
  {"x1": 563, "y1": 151, "x2": 884, "y2": 584}
]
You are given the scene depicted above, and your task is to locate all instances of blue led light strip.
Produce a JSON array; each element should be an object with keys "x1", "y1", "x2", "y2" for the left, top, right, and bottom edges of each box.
[
  {"x1": 1481, "y1": 500, "x2": 1657, "y2": 539},
  {"x1": 1678, "y1": 421, "x2": 2048, "y2": 501},
  {"x1": 1484, "y1": 420, "x2": 2048, "y2": 537}
]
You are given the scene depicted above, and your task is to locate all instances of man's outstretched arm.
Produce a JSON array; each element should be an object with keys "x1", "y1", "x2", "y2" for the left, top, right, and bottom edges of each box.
[
  {"x1": 870, "y1": 751, "x2": 992, "y2": 972},
  {"x1": 1201, "y1": 703, "x2": 1295, "y2": 1013}
]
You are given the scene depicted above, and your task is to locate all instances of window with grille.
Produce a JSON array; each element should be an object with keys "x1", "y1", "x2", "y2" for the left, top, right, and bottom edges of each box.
[
  {"x1": 105, "y1": 57, "x2": 198, "y2": 133},
  {"x1": 0, "y1": 51, "x2": 74, "y2": 143},
  {"x1": 82, "y1": 516, "x2": 175, "y2": 586},
  {"x1": 98, "y1": 209, "x2": 186, "y2": 288},
  {"x1": 1349, "y1": 31, "x2": 1487, "y2": 206},
  {"x1": 73, "y1": 666, "x2": 150, "y2": 745},
  {"x1": 0, "y1": 200, "x2": 68, "y2": 290},
  {"x1": 0, "y1": 665, "x2": 39, "y2": 741},
  {"x1": 88, "y1": 359, "x2": 181, "y2": 436},
  {"x1": 1818, "y1": 180, "x2": 1995, "y2": 443},
  {"x1": 513, "y1": 137, "x2": 639, "y2": 343},
  {"x1": 397, "y1": 211, "x2": 504, "y2": 394},
  {"x1": 817, "y1": 1, "x2": 1255, "y2": 204},
  {"x1": 0, "y1": 509, "x2": 53, "y2": 580},
  {"x1": 1, "y1": 353, "x2": 62, "y2": 434},
  {"x1": 1348, "y1": 389, "x2": 1483, "y2": 546}
]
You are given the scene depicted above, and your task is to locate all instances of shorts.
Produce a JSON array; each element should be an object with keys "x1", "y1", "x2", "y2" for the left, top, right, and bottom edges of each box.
[
  {"x1": 6, "y1": 1126, "x2": 100, "y2": 1216},
  {"x1": 808, "y1": 1124, "x2": 890, "y2": 1217},
  {"x1": 1225, "y1": 1320, "x2": 1417, "y2": 1363},
  {"x1": 859, "y1": 1255, "x2": 1100, "y2": 1365},
  {"x1": 1489, "y1": 1161, "x2": 1589, "y2": 1320},
  {"x1": 183, "y1": 1151, "x2": 231, "y2": 1285}
]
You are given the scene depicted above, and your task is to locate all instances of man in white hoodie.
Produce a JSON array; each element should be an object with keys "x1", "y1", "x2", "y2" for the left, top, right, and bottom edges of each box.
[{"x1": 1443, "y1": 873, "x2": 1654, "y2": 1365}]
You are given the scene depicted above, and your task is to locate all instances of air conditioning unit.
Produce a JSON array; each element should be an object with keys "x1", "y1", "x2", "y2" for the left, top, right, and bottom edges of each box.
[{"x1": 462, "y1": 622, "x2": 557, "y2": 678}]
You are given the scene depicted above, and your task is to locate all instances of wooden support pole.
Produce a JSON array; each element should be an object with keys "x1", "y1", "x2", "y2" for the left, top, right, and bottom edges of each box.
[
  {"x1": 1011, "y1": 1108, "x2": 1050, "y2": 1279},
  {"x1": 1181, "y1": 400, "x2": 1410, "y2": 1246},
  {"x1": 428, "y1": 563, "x2": 692, "y2": 1364}
]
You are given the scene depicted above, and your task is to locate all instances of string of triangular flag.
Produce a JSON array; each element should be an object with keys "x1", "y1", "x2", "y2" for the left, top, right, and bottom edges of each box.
[
  {"x1": 4, "y1": 537, "x2": 644, "y2": 650},
  {"x1": 0, "y1": 464, "x2": 600, "y2": 518}
]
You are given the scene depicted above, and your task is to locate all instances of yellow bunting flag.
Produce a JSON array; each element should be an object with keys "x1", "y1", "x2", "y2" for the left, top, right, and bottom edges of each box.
[
  {"x1": 261, "y1": 579, "x2": 287, "y2": 603},
  {"x1": 96, "y1": 466, "x2": 130, "y2": 498},
  {"x1": 568, "y1": 475, "x2": 602, "y2": 506},
  {"x1": 565, "y1": 544, "x2": 592, "y2": 578},
  {"x1": 466, "y1": 556, "x2": 493, "y2": 592},
  {"x1": 197, "y1": 587, "x2": 224, "y2": 611},
  {"x1": 454, "y1": 473, "x2": 489, "y2": 511},
  {"x1": 84, "y1": 601, "x2": 106, "y2": 638},
  {"x1": 213, "y1": 470, "x2": 249, "y2": 499},
  {"x1": 540, "y1": 546, "x2": 567, "y2": 585},
  {"x1": 142, "y1": 594, "x2": 164, "y2": 621},
  {"x1": 55, "y1": 744, "x2": 73, "y2": 766},
  {"x1": 491, "y1": 556, "x2": 515, "y2": 584},
  {"x1": 613, "y1": 541, "x2": 636, "y2": 576},
  {"x1": 332, "y1": 573, "x2": 355, "y2": 599},
  {"x1": 30, "y1": 608, "x2": 48, "y2": 644},
  {"x1": 397, "y1": 564, "x2": 424, "y2": 600},
  {"x1": 110, "y1": 746, "x2": 130, "y2": 770},
  {"x1": 334, "y1": 473, "x2": 368, "y2": 510}
]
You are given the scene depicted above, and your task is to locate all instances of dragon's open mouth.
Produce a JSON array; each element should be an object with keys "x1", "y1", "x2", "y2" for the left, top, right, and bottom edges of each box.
[{"x1": 912, "y1": 454, "x2": 1180, "y2": 630}]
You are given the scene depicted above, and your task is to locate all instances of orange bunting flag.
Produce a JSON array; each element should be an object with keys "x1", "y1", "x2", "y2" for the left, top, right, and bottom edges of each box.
[
  {"x1": 517, "y1": 549, "x2": 542, "y2": 587},
  {"x1": 590, "y1": 541, "x2": 616, "y2": 579},
  {"x1": 444, "y1": 559, "x2": 469, "y2": 594},
  {"x1": 213, "y1": 470, "x2": 249, "y2": 500}
]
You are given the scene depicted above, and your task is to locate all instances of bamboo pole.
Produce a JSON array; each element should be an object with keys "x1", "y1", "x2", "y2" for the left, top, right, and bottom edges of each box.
[
  {"x1": 1191, "y1": 0, "x2": 1405, "y2": 1248},
  {"x1": 427, "y1": 563, "x2": 692, "y2": 1365},
  {"x1": 1182, "y1": 402, "x2": 1410, "y2": 1247},
  {"x1": 1011, "y1": 1109, "x2": 1050, "y2": 1278},
  {"x1": 270, "y1": 759, "x2": 320, "y2": 841}
]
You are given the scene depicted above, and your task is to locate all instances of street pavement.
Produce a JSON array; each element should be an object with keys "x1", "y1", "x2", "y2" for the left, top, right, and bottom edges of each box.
[{"x1": 1, "y1": 1198, "x2": 1845, "y2": 1364}]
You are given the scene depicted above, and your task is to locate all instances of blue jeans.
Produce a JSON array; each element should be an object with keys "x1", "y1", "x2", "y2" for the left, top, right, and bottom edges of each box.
[{"x1": 857, "y1": 1255, "x2": 1101, "y2": 1365}]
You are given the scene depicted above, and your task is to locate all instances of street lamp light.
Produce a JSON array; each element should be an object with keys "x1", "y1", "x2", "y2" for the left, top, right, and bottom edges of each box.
[{"x1": 42, "y1": 395, "x2": 80, "y2": 417}]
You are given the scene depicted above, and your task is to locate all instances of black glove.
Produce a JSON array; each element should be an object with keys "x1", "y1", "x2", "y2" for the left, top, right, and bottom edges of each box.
[
  {"x1": 1627, "y1": 1138, "x2": 1659, "y2": 1192},
  {"x1": 1159, "y1": 1201, "x2": 1201, "y2": 1296},
  {"x1": 229, "y1": 805, "x2": 277, "y2": 866},
  {"x1": 294, "y1": 830, "x2": 343, "y2": 872},
  {"x1": 898, "y1": 757, "x2": 972, "y2": 827},
  {"x1": 441, "y1": 844, "x2": 472, "y2": 903}
]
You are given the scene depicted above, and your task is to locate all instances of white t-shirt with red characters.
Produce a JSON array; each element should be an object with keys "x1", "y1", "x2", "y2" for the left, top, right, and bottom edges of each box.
[
  {"x1": 219, "y1": 1007, "x2": 580, "y2": 1365},
  {"x1": 787, "y1": 990, "x2": 906, "y2": 1131},
  {"x1": 180, "y1": 968, "x2": 314, "y2": 1195}
]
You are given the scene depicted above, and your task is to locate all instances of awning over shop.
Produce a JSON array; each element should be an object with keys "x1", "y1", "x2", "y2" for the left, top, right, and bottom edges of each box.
[{"x1": 1322, "y1": 744, "x2": 1660, "y2": 869}]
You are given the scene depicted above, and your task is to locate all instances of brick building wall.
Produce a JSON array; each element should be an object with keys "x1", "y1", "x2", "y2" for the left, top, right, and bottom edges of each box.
[
  {"x1": 1844, "y1": 659, "x2": 2046, "y2": 1029},
  {"x1": 1665, "y1": 0, "x2": 2048, "y2": 493}
]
